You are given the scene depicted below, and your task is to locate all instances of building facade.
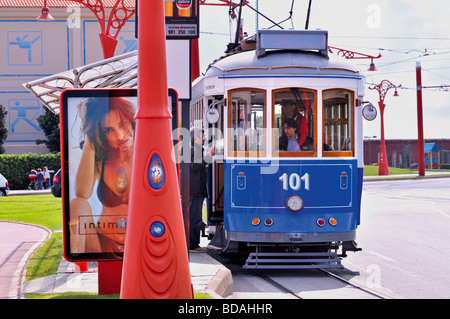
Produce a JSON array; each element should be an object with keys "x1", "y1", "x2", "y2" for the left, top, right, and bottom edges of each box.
[
  {"x1": 364, "y1": 138, "x2": 450, "y2": 169},
  {"x1": 0, "y1": 1, "x2": 136, "y2": 154}
]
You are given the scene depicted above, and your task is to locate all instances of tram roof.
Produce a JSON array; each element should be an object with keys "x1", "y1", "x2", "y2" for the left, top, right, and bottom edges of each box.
[{"x1": 203, "y1": 48, "x2": 361, "y2": 79}]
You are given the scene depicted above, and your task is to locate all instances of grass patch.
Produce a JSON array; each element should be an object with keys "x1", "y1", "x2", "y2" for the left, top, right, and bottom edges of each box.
[
  {"x1": 25, "y1": 231, "x2": 63, "y2": 282},
  {"x1": 0, "y1": 194, "x2": 63, "y2": 284},
  {"x1": 0, "y1": 194, "x2": 62, "y2": 230},
  {"x1": 363, "y1": 165, "x2": 416, "y2": 176},
  {"x1": 25, "y1": 292, "x2": 119, "y2": 299},
  {"x1": 26, "y1": 292, "x2": 213, "y2": 299},
  {"x1": 1, "y1": 194, "x2": 216, "y2": 299}
]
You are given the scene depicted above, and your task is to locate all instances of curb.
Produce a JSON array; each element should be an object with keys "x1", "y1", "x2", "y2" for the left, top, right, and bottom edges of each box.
[
  {"x1": 364, "y1": 173, "x2": 450, "y2": 182},
  {"x1": 204, "y1": 254, "x2": 233, "y2": 298}
]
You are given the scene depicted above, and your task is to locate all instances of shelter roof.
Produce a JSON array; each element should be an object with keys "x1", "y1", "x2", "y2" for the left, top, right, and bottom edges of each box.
[{"x1": 23, "y1": 50, "x2": 138, "y2": 114}]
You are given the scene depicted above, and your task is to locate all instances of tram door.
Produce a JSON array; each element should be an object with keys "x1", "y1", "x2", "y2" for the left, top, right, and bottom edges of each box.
[{"x1": 205, "y1": 96, "x2": 224, "y2": 224}]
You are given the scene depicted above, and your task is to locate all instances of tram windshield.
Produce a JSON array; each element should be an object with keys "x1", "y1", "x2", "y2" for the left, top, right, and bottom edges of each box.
[
  {"x1": 273, "y1": 88, "x2": 316, "y2": 156},
  {"x1": 229, "y1": 89, "x2": 266, "y2": 156},
  {"x1": 323, "y1": 90, "x2": 354, "y2": 156}
]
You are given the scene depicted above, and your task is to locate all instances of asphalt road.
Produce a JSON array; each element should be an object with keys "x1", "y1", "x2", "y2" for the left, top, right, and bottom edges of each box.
[{"x1": 340, "y1": 177, "x2": 450, "y2": 298}]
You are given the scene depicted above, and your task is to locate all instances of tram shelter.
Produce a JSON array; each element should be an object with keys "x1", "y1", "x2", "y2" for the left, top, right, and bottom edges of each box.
[{"x1": 424, "y1": 142, "x2": 440, "y2": 169}]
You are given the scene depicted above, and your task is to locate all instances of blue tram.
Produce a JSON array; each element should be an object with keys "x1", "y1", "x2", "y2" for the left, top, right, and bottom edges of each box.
[{"x1": 191, "y1": 30, "x2": 366, "y2": 268}]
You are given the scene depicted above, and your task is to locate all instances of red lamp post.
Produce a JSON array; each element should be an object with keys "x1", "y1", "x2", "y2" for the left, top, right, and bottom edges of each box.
[
  {"x1": 369, "y1": 80, "x2": 401, "y2": 175},
  {"x1": 416, "y1": 62, "x2": 425, "y2": 176},
  {"x1": 121, "y1": 0, "x2": 193, "y2": 299}
]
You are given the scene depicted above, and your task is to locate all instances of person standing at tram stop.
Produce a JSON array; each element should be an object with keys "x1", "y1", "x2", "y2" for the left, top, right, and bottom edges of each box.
[
  {"x1": 189, "y1": 128, "x2": 215, "y2": 253},
  {"x1": 70, "y1": 97, "x2": 136, "y2": 258},
  {"x1": 43, "y1": 166, "x2": 54, "y2": 189},
  {"x1": 281, "y1": 100, "x2": 307, "y2": 148},
  {"x1": 279, "y1": 118, "x2": 301, "y2": 152},
  {"x1": 36, "y1": 168, "x2": 44, "y2": 190}
]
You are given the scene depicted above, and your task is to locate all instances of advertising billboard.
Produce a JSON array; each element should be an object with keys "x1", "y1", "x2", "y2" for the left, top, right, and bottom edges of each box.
[
  {"x1": 61, "y1": 88, "x2": 178, "y2": 261},
  {"x1": 165, "y1": 0, "x2": 199, "y2": 39}
]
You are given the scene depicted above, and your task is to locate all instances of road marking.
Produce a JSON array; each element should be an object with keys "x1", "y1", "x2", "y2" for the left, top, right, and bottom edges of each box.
[
  {"x1": 367, "y1": 250, "x2": 397, "y2": 263},
  {"x1": 431, "y1": 202, "x2": 450, "y2": 219}
]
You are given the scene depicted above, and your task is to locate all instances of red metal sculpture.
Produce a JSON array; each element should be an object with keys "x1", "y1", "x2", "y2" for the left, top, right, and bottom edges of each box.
[{"x1": 68, "y1": 0, "x2": 135, "y2": 58}]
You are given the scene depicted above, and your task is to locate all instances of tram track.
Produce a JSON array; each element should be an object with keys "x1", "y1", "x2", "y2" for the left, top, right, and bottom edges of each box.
[
  {"x1": 250, "y1": 270, "x2": 303, "y2": 299},
  {"x1": 316, "y1": 268, "x2": 390, "y2": 299},
  {"x1": 250, "y1": 268, "x2": 389, "y2": 299}
]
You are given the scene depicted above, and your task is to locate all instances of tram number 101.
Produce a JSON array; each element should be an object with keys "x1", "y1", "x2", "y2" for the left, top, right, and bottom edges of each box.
[{"x1": 279, "y1": 173, "x2": 310, "y2": 191}]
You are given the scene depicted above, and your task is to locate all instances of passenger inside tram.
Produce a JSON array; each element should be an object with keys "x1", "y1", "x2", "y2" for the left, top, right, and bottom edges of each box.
[
  {"x1": 279, "y1": 118, "x2": 301, "y2": 151},
  {"x1": 280, "y1": 100, "x2": 307, "y2": 149},
  {"x1": 274, "y1": 88, "x2": 314, "y2": 154}
]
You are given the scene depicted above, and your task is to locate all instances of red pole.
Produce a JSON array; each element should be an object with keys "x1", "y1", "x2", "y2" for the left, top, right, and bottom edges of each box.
[
  {"x1": 120, "y1": 0, "x2": 193, "y2": 299},
  {"x1": 378, "y1": 101, "x2": 389, "y2": 175},
  {"x1": 191, "y1": 38, "x2": 200, "y2": 82},
  {"x1": 416, "y1": 62, "x2": 425, "y2": 176}
]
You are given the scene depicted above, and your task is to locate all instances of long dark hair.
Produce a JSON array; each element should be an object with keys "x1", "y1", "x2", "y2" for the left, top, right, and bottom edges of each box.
[{"x1": 81, "y1": 97, "x2": 136, "y2": 162}]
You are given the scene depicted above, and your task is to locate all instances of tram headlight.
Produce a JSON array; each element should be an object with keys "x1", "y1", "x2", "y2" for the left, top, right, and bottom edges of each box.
[{"x1": 286, "y1": 195, "x2": 304, "y2": 212}]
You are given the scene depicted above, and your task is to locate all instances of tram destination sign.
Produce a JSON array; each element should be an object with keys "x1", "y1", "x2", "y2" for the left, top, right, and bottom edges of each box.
[{"x1": 256, "y1": 29, "x2": 328, "y2": 57}]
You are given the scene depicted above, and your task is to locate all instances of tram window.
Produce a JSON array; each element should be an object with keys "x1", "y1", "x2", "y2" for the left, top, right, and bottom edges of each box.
[
  {"x1": 229, "y1": 89, "x2": 266, "y2": 156},
  {"x1": 323, "y1": 90, "x2": 354, "y2": 156},
  {"x1": 273, "y1": 88, "x2": 316, "y2": 156}
]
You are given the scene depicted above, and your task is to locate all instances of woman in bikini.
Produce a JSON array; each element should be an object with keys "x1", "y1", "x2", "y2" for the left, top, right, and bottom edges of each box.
[{"x1": 70, "y1": 97, "x2": 136, "y2": 258}]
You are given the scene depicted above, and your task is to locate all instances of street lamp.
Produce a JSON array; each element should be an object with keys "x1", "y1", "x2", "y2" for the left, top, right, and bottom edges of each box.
[
  {"x1": 369, "y1": 80, "x2": 401, "y2": 175},
  {"x1": 328, "y1": 46, "x2": 382, "y2": 72},
  {"x1": 37, "y1": 0, "x2": 54, "y2": 20}
]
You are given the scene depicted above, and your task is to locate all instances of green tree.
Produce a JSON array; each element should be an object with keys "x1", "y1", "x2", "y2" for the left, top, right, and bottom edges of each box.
[
  {"x1": 0, "y1": 105, "x2": 8, "y2": 154},
  {"x1": 36, "y1": 106, "x2": 60, "y2": 153}
]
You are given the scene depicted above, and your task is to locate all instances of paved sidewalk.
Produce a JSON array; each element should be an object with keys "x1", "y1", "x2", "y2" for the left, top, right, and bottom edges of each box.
[
  {"x1": 8, "y1": 189, "x2": 51, "y2": 196},
  {"x1": 363, "y1": 170, "x2": 450, "y2": 181},
  {"x1": 2, "y1": 190, "x2": 233, "y2": 299},
  {"x1": 22, "y1": 248, "x2": 233, "y2": 298},
  {"x1": 0, "y1": 221, "x2": 50, "y2": 299},
  {"x1": 5, "y1": 171, "x2": 450, "y2": 299}
]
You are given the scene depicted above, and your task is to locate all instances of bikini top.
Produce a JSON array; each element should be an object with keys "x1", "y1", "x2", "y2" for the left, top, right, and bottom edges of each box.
[{"x1": 97, "y1": 162, "x2": 128, "y2": 208}]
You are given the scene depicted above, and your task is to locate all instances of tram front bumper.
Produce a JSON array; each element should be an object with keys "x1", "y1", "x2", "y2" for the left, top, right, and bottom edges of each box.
[{"x1": 227, "y1": 230, "x2": 356, "y2": 244}]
